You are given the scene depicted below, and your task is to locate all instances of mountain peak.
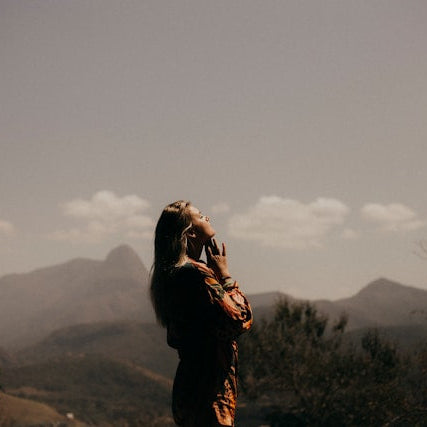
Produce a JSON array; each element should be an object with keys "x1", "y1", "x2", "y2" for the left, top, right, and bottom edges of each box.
[
  {"x1": 354, "y1": 277, "x2": 427, "y2": 302},
  {"x1": 106, "y1": 244, "x2": 139, "y2": 261},
  {"x1": 364, "y1": 277, "x2": 403, "y2": 290},
  {"x1": 354, "y1": 278, "x2": 401, "y2": 299},
  {"x1": 104, "y1": 245, "x2": 148, "y2": 277}
]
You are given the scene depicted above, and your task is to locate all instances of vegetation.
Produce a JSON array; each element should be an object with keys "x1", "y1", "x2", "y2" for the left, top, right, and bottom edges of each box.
[
  {"x1": 16, "y1": 321, "x2": 178, "y2": 379},
  {"x1": 1, "y1": 300, "x2": 426, "y2": 426},
  {"x1": 239, "y1": 298, "x2": 427, "y2": 426},
  {"x1": 2, "y1": 354, "x2": 174, "y2": 426},
  {"x1": 0, "y1": 391, "x2": 76, "y2": 426}
]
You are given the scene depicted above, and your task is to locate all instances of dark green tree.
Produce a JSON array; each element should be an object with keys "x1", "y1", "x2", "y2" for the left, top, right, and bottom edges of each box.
[{"x1": 239, "y1": 298, "x2": 410, "y2": 426}]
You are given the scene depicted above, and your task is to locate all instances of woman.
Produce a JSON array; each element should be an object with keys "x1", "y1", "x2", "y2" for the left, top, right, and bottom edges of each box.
[{"x1": 150, "y1": 200, "x2": 253, "y2": 426}]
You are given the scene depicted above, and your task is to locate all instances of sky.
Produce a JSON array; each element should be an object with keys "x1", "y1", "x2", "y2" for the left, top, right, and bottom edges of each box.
[{"x1": 1, "y1": 0, "x2": 427, "y2": 300}]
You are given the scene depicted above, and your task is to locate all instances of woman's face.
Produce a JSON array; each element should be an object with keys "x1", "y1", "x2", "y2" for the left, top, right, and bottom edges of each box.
[{"x1": 188, "y1": 205, "x2": 216, "y2": 243}]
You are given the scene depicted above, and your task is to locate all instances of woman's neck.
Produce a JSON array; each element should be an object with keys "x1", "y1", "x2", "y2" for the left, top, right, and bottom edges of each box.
[{"x1": 187, "y1": 240, "x2": 203, "y2": 261}]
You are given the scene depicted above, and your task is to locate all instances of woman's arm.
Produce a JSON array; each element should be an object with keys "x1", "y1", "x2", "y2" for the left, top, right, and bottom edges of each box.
[
  {"x1": 203, "y1": 272, "x2": 253, "y2": 339},
  {"x1": 188, "y1": 241, "x2": 253, "y2": 340}
]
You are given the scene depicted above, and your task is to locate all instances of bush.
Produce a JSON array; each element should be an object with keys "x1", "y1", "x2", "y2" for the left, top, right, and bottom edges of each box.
[{"x1": 239, "y1": 298, "x2": 422, "y2": 426}]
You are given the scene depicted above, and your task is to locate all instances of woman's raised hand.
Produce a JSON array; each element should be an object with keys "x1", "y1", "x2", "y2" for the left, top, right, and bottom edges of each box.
[{"x1": 205, "y1": 238, "x2": 231, "y2": 280}]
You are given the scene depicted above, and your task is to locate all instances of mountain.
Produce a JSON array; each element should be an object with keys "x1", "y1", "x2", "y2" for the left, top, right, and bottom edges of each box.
[
  {"x1": 247, "y1": 291, "x2": 295, "y2": 321},
  {"x1": 247, "y1": 291, "x2": 289, "y2": 308},
  {"x1": 247, "y1": 278, "x2": 427, "y2": 345},
  {"x1": 1, "y1": 355, "x2": 174, "y2": 426},
  {"x1": 314, "y1": 278, "x2": 427, "y2": 331},
  {"x1": 16, "y1": 321, "x2": 178, "y2": 379},
  {"x1": 0, "y1": 245, "x2": 154, "y2": 350},
  {"x1": 2, "y1": 242, "x2": 426, "y2": 352}
]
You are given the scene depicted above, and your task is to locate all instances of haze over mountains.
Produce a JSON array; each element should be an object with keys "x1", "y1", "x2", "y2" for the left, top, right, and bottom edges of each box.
[
  {"x1": 252, "y1": 278, "x2": 427, "y2": 330},
  {"x1": 1, "y1": 245, "x2": 426, "y2": 424},
  {"x1": 0, "y1": 245, "x2": 153, "y2": 349},
  {"x1": 0, "y1": 244, "x2": 426, "y2": 352},
  {"x1": 315, "y1": 278, "x2": 427, "y2": 330}
]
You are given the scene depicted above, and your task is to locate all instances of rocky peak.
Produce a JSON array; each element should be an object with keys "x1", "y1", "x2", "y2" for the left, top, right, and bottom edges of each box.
[{"x1": 104, "y1": 244, "x2": 148, "y2": 277}]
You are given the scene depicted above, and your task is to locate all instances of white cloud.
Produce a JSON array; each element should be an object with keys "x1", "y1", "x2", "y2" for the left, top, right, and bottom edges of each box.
[
  {"x1": 228, "y1": 196, "x2": 350, "y2": 249},
  {"x1": 361, "y1": 203, "x2": 425, "y2": 232},
  {"x1": 63, "y1": 191, "x2": 150, "y2": 221},
  {"x1": 49, "y1": 191, "x2": 154, "y2": 243},
  {"x1": 210, "y1": 202, "x2": 231, "y2": 215},
  {"x1": 0, "y1": 219, "x2": 14, "y2": 235}
]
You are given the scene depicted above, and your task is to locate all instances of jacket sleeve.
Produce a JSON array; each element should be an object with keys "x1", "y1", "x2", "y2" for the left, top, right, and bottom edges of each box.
[{"x1": 191, "y1": 260, "x2": 253, "y2": 340}]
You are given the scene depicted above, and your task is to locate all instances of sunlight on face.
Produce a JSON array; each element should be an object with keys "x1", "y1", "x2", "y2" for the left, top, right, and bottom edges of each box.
[{"x1": 188, "y1": 205, "x2": 216, "y2": 243}]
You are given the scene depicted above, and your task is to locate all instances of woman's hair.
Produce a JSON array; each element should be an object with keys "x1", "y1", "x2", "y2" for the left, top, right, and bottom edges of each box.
[{"x1": 150, "y1": 200, "x2": 192, "y2": 326}]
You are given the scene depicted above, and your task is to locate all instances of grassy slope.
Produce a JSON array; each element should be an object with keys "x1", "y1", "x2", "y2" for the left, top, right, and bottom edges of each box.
[
  {"x1": 2, "y1": 354, "x2": 173, "y2": 425},
  {"x1": 16, "y1": 321, "x2": 178, "y2": 379},
  {"x1": 0, "y1": 391, "x2": 83, "y2": 425}
]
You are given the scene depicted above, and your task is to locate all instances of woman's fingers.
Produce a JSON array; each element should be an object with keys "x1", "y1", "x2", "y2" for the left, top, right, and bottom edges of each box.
[
  {"x1": 206, "y1": 239, "x2": 228, "y2": 259},
  {"x1": 210, "y1": 238, "x2": 221, "y2": 255},
  {"x1": 205, "y1": 241, "x2": 230, "y2": 279},
  {"x1": 207, "y1": 246, "x2": 213, "y2": 257}
]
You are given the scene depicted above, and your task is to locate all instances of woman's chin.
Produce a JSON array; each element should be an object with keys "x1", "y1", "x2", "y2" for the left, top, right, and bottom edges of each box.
[{"x1": 202, "y1": 233, "x2": 215, "y2": 244}]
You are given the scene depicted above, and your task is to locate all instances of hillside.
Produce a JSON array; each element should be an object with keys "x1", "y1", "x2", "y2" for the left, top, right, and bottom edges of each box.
[
  {"x1": 0, "y1": 245, "x2": 154, "y2": 349},
  {"x1": 1, "y1": 354, "x2": 174, "y2": 426},
  {"x1": 314, "y1": 278, "x2": 427, "y2": 331},
  {"x1": 0, "y1": 391, "x2": 81, "y2": 426},
  {"x1": 16, "y1": 321, "x2": 178, "y2": 379},
  {"x1": 0, "y1": 247, "x2": 426, "y2": 425},
  {"x1": 247, "y1": 290, "x2": 293, "y2": 321},
  {"x1": 248, "y1": 278, "x2": 427, "y2": 331},
  {"x1": 1, "y1": 243, "x2": 426, "y2": 352},
  {"x1": 246, "y1": 278, "x2": 427, "y2": 348}
]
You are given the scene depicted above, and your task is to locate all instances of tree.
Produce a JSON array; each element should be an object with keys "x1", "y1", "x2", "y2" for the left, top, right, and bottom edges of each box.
[{"x1": 239, "y1": 298, "x2": 410, "y2": 426}]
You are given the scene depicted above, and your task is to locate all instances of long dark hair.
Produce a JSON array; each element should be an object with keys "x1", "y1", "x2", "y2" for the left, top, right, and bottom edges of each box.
[{"x1": 150, "y1": 200, "x2": 192, "y2": 326}]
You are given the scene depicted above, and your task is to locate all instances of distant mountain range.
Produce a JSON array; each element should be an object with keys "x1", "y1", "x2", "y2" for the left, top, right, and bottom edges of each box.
[
  {"x1": 15, "y1": 321, "x2": 177, "y2": 380},
  {"x1": 250, "y1": 278, "x2": 427, "y2": 332},
  {"x1": 315, "y1": 277, "x2": 427, "y2": 330},
  {"x1": 1, "y1": 246, "x2": 426, "y2": 424},
  {"x1": 0, "y1": 245, "x2": 153, "y2": 349},
  {"x1": 0, "y1": 244, "x2": 426, "y2": 352}
]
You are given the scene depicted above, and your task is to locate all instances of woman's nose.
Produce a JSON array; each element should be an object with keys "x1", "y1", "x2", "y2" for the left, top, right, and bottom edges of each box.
[{"x1": 205, "y1": 215, "x2": 210, "y2": 222}]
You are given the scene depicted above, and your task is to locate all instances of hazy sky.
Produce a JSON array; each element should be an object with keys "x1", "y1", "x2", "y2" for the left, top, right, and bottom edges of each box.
[{"x1": 1, "y1": 0, "x2": 427, "y2": 299}]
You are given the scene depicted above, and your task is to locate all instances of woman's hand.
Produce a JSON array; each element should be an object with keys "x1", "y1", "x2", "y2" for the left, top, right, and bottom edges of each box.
[{"x1": 205, "y1": 238, "x2": 231, "y2": 281}]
